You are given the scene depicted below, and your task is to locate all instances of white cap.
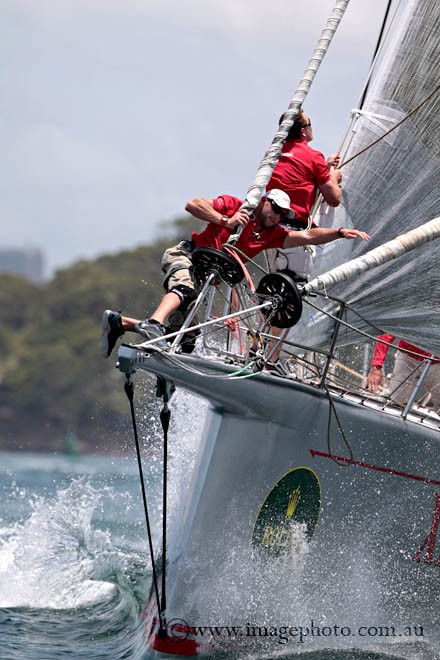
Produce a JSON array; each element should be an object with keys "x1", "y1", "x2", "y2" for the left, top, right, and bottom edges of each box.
[{"x1": 265, "y1": 189, "x2": 295, "y2": 219}]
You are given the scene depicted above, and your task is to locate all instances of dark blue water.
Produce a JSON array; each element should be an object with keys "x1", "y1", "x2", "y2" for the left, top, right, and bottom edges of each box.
[{"x1": 0, "y1": 392, "x2": 437, "y2": 660}]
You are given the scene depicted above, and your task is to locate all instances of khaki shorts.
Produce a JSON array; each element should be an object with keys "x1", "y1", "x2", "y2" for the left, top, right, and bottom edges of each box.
[{"x1": 161, "y1": 240, "x2": 195, "y2": 292}]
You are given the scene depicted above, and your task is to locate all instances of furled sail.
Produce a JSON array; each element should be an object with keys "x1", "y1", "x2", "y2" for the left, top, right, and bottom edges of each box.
[
  {"x1": 296, "y1": 0, "x2": 440, "y2": 355},
  {"x1": 241, "y1": 0, "x2": 350, "y2": 214}
]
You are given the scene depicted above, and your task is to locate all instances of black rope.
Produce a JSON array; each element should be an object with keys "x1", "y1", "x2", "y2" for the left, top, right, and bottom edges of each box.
[
  {"x1": 159, "y1": 399, "x2": 170, "y2": 618},
  {"x1": 324, "y1": 383, "x2": 354, "y2": 466},
  {"x1": 358, "y1": 0, "x2": 393, "y2": 109},
  {"x1": 124, "y1": 375, "x2": 166, "y2": 635}
]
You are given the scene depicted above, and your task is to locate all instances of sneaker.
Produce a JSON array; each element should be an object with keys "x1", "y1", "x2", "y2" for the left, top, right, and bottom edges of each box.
[
  {"x1": 100, "y1": 310, "x2": 124, "y2": 358},
  {"x1": 135, "y1": 320, "x2": 168, "y2": 351}
]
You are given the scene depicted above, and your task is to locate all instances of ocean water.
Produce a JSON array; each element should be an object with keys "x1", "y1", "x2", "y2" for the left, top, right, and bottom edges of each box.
[{"x1": 0, "y1": 391, "x2": 437, "y2": 660}]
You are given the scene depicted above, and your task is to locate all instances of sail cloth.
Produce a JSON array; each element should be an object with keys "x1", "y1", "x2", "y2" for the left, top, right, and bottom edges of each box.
[{"x1": 292, "y1": 0, "x2": 440, "y2": 355}]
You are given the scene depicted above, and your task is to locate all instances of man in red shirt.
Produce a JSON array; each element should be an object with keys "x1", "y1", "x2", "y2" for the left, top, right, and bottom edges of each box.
[
  {"x1": 367, "y1": 334, "x2": 440, "y2": 409},
  {"x1": 265, "y1": 108, "x2": 344, "y2": 292},
  {"x1": 267, "y1": 109, "x2": 342, "y2": 226},
  {"x1": 100, "y1": 189, "x2": 369, "y2": 358}
]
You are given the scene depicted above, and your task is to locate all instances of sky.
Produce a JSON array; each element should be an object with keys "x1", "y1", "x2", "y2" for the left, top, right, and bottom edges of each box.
[{"x1": 1, "y1": 0, "x2": 390, "y2": 278}]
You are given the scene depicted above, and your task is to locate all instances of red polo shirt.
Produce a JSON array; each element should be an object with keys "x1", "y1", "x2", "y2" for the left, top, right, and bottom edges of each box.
[
  {"x1": 191, "y1": 195, "x2": 289, "y2": 260},
  {"x1": 267, "y1": 139, "x2": 331, "y2": 223},
  {"x1": 371, "y1": 334, "x2": 439, "y2": 366}
]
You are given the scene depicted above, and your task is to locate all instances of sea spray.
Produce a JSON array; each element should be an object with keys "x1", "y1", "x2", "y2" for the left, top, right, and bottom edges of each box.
[{"x1": 0, "y1": 477, "x2": 145, "y2": 611}]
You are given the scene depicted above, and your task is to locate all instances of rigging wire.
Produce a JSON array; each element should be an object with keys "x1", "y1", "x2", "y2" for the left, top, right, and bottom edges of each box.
[
  {"x1": 310, "y1": 0, "x2": 401, "y2": 221},
  {"x1": 157, "y1": 379, "x2": 171, "y2": 619},
  {"x1": 340, "y1": 81, "x2": 440, "y2": 168},
  {"x1": 337, "y1": 0, "x2": 401, "y2": 158},
  {"x1": 358, "y1": 0, "x2": 394, "y2": 110},
  {"x1": 324, "y1": 382, "x2": 354, "y2": 466},
  {"x1": 123, "y1": 376, "x2": 165, "y2": 635}
]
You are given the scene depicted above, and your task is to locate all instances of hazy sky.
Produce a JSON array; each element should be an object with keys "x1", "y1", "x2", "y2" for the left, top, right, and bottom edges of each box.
[{"x1": 1, "y1": 0, "x2": 389, "y2": 277}]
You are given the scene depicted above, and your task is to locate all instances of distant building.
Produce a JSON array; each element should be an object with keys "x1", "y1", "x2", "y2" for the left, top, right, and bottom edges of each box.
[{"x1": 0, "y1": 247, "x2": 45, "y2": 283}]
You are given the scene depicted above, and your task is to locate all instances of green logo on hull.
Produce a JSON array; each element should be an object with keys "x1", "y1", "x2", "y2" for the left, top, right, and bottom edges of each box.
[{"x1": 252, "y1": 467, "x2": 321, "y2": 557}]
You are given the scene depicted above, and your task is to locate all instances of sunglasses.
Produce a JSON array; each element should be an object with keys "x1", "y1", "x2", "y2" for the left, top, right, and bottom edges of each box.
[
  {"x1": 268, "y1": 198, "x2": 287, "y2": 216},
  {"x1": 303, "y1": 119, "x2": 312, "y2": 127}
]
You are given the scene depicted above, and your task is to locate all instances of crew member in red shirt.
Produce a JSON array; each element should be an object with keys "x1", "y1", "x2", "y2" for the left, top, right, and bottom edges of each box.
[
  {"x1": 367, "y1": 334, "x2": 440, "y2": 409},
  {"x1": 267, "y1": 109, "x2": 342, "y2": 226},
  {"x1": 100, "y1": 189, "x2": 369, "y2": 358}
]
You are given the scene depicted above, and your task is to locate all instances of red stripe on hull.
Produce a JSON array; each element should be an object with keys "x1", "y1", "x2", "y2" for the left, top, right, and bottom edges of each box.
[{"x1": 310, "y1": 449, "x2": 440, "y2": 486}]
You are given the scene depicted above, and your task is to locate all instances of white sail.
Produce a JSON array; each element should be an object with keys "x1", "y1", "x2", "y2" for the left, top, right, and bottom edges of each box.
[{"x1": 294, "y1": 0, "x2": 440, "y2": 354}]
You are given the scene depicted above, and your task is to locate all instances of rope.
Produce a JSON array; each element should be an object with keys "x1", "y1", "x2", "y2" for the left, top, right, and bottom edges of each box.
[
  {"x1": 324, "y1": 383, "x2": 354, "y2": 466},
  {"x1": 153, "y1": 350, "x2": 261, "y2": 380},
  {"x1": 357, "y1": 0, "x2": 394, "y2": 110},
  {"x1": 221, "y1": 246, "x2": 259, "y2": 352},
  {"x1": 340, "y1": 82, "x2": 440, "y2": 168},
  {"x1": 222, "y1": 243, "x2": 269, "y2": 276},
  {"x1": 159, "y1": 401, "x2": 170, "y2": 618},
  {"x1": 124, "y1": 376, "x2": 165, "y2": 634},
  {"x1": 222, "y1": 245, "x2": 256, "y2": 292}
]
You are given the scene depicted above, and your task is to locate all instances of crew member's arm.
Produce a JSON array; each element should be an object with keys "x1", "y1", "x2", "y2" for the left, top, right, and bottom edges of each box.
[
  {"x1": 282, "y1": 226, "x2": 370, "y2": 249},
  {"x1": 185, "y1": 197, "x2": 249, "y2": 229},
  {"x1": 319, "y1": 168, "x2": 342, "y2": 206},
  {"x1": 366, "y1": 334, "x2": 396, "y2": 392}
]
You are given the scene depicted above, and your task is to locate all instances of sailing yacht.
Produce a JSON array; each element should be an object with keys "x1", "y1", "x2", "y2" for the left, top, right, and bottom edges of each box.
[{"x1": 114, "y1": 0, "x2": 440, "y2": 656}]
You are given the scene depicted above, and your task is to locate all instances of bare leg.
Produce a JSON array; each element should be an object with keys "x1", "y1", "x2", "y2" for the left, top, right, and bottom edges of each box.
[
  {"x1": 121, "y1": 292, "x2": 182, "y2": 331},
  {"x1": 148, "y1": 292, "x2": 181, "y2": 325},
  {"x1": 121, "y1": 315, "x2": 141, "y2": 332},
  {"x1": 267, "y1": 326, "x2": 286, "y2": 362}
]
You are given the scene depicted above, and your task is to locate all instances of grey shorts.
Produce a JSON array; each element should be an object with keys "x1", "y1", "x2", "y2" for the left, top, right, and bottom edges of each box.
[{"x1": 161, "y1": 240, "x2": 195, "y2": 292}]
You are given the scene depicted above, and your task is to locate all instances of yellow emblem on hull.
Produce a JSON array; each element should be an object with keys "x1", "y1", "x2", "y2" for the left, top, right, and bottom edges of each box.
[
  {"x1": 252, "y1": 467, "x2": 321, "y2": 558},
  {"x1": 286, "y1": 487, "x2": 301, "y2": 518}
]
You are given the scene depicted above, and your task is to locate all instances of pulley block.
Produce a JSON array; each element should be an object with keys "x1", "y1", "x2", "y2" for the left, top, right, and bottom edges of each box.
[
  {"x1": 192, "y1": 247, "x2": 245, "y2": 287},
  {"x1": 256, "y1": 272, "x2": 303, "y2": 328}
]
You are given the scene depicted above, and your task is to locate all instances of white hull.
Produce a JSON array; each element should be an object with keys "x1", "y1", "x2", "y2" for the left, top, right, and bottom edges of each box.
[{"x1": 118, "y1": 347, "x2": 440, "y2": 658}]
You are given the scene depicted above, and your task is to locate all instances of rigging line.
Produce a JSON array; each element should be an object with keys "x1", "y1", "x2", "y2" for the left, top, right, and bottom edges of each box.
[
  {"x1": 324, "y1": 383, "x2": 354, "y2": 466},
  {"x1": 335, "y1": 0, "x2": 402, "y2": 167},
  {"x1": 222, "y1": 245, "x2": 256, "y2": 291},
  {"x1": 303, "y1": 297, "x2": 386, "y2": 342},
  {"x1": 311, "y1": 0, "x2": 401, "y2": 222},
  {"x1": 221, "y1": 243, "x2": 269, "y2": 276},
  {"x1": 150, "y1": 351, "x2": 260, "y2": 380},
  {"x1": 358, "y1": 0, "x2": 394, "y2": 110},
  {"x1": 302, "y1": 337, "x2": 354, "y2": 465},
  {"x1": 159, "y1": 391, "x2": 171, "y2": 618},
  {"x1": 123, "y1": 376, "x2": 165, "y2": 633},
  {"x1": 340, "y1": 81, "x2": 440, "y2": 168},
  {"x1": 312, "y1": 289, "x2": 388, "y2": 329}
]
